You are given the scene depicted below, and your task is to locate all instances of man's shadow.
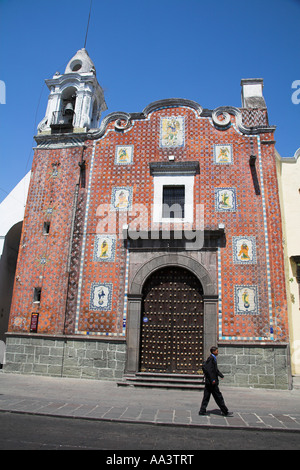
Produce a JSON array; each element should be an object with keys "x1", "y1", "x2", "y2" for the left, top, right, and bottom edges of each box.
[{"x1": 206, "y1": 409, "x2": 225, "y2": 416}]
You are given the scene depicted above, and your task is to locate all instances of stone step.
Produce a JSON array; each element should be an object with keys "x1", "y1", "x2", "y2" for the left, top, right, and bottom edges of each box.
[{"x1": 117, "y1": 372, "x2": 205, "y2": 391}]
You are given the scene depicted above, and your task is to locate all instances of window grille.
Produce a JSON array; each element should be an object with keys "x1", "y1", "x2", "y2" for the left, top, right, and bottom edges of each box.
[{"x1": 162, "y1": 185, "x2": 185, "y2": 218}]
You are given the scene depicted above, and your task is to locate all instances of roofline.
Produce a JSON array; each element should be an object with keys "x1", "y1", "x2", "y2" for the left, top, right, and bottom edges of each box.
[{"x1": 34, "y1": 98, "x2": 276, "y2": 148}]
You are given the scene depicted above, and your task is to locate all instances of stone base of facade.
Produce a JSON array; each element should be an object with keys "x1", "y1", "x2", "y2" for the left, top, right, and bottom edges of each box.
[
  {"x1": 4, "y1": 335, "x2": 291, "y2": 389},
  {"x1": 218, "y1": 344, "x2": 291, "y2": 390},
  {"x1": 4, "y1": 334, "x2": 126, "y2": 380}
]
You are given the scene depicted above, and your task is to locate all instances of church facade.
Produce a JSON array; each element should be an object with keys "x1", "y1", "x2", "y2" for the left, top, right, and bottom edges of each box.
[{"x1": 5, "y1": 50, "x2": 290, "y2": 388}]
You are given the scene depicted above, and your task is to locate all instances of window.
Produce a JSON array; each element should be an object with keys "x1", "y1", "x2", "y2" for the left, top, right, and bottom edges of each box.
[
  {"x1": 33, "y1": 287, "x2": 42, "y2": 303},
  {"x1": 79, "y1": 160, "x2": 86, "y2": 188},
  {"x1": 162, "y1": 185, "x2": 185, "y2": 218},
  {"x1": 43, "y1": 221, "x2": 50, "y2": 235},
  {"x1": 152, "y1": 175, "x2": 194, "y2": 223}
]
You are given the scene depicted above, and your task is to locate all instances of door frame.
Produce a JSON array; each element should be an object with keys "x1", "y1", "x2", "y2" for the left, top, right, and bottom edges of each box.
[
  {"x1": 139, "y1": 266, "x2": 205, "y2": 374},
  {"x1": 125, "y1": 254, "x2": 218, "y2": 375}
]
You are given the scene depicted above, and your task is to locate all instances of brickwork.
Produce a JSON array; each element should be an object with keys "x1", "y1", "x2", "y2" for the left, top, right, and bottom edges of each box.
[
  {"x1": 6, "y1": 97, "x2": 290, "y2": 387},
  {"x1": 64, "y1": 187, "x2": 88, "y2": 334},
  {"x1": 69, "y1": 106, "x2": 288, "y2": 342},
  {"x1": 8, "y1": 145, "x2": 93, "y2": 335}
]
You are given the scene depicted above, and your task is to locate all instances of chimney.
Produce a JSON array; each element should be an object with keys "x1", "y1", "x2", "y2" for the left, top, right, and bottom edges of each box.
[{"x1": 241, "y1": 78, "x2": 266, "y2": 108}]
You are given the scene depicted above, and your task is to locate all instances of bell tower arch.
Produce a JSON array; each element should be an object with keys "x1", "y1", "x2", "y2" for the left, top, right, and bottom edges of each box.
[{"x1": 37, "y1": 48, "x2": 107, "y2": 134}]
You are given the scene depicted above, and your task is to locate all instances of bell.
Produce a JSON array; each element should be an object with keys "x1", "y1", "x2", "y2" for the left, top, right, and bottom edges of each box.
[{"x1": 64, "y1": 102, "x2": 74, "y2": 115}]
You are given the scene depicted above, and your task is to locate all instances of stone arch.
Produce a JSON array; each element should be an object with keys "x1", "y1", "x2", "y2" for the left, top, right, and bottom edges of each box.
[
  {"x1": 130, "y1": 253, "x2": 217, "y2": 297},
  {"x1": 60, "y1": 86, "x2": 77, "y2": 114},
  {"x1": 125, "y1": 254, "x2": 218, "y2": 375}
]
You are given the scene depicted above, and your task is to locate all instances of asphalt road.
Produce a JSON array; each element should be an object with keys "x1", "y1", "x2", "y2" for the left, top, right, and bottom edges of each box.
[{"x1": 1, "y1": 412, "x2": 300, "y2": 451}]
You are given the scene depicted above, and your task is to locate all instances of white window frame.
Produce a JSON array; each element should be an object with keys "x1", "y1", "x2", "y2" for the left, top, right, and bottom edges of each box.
[{"x1": 152, "y1": 175, "x2": 194, "y2": 223}]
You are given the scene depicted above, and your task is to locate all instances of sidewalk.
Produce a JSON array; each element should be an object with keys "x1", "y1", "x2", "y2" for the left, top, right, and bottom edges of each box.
[{"x1": 1, "y1": 371, "x2": 300, "y2": 432}]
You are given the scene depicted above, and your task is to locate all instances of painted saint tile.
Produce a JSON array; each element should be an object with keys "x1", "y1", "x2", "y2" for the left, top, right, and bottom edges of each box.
[
  {"x1": 115, "y1": 145, "x2": 134, "y2": 165},
  {"x1": 44, "y1": 204, "x2": 57, "y2": 217},
  {"x1": 160, "y1": 116, "x2": 185, "y2": 148},
  {"x1": 48, "y1": 163, "x2": 61, "y2": 179},
  {"x1": 235, "y1": 285, "x2": 259, "y2": 315},
  {"x1": 93, "y1": 235, "x2": 116, "y2": 262},
  {"x1": 232, "y1": 236, "x2": 256, "y2": 264},
  {"x1": 214, "y1": 144, "x2": 233, "y2": 164},
  {"x1": 215, "y1": 188, "x2": 236, "y2": 212},
  {"x1": 89, "y1": 282, "x2": 113, "y2": 311},
  {"x1": 111, "y1": 186, "x2": 133, "y2": 211}
]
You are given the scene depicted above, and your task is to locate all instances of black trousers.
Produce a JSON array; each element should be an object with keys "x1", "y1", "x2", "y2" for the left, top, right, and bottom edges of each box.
[{"x1": 200, "y1": 383, "x2": 228, "y2": 414}]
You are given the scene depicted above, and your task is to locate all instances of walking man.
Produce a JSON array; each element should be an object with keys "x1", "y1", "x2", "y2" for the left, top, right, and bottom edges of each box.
[{"x1": 199, "y1": 346, "x2": 232, "y2": 416}]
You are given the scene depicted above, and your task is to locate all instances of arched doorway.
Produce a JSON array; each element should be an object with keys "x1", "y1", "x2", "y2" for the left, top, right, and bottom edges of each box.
[
  {"x1": 139, "y1": 267, "x2": 204, "y2": 375},
  {"x1": 0, "y1": 221, "x2": 23, "y2": 343}
]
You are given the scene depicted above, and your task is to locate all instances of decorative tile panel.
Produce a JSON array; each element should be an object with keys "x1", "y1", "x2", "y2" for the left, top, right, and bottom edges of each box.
[
  {"x1": 89, "y1": 282, "x2": 113, "y2": 311},
  {"x1": 232, "y1": 236, "x2": 256, "y2": 264},
  {"x1": 213, "y1": 144, "x2": 233, "y2": 164},
  {"x1": 115, "y1": 145, "x2": 134, "y2": 165},
  {"x1": 215, "y1": 187, "x2": 236, "y2": 212},
  {"x1": 93, "y1": 235, "x2": 116, "y2": 262},
  {"x1": 160, "y1": 116, "x2": 185, "y2": 148},
  {"x1": 235, "y1": 285, "x2": 259, "y2": 315},
  {"x1": 111, "y1": 186, "x2": 133, "y2": 211}
]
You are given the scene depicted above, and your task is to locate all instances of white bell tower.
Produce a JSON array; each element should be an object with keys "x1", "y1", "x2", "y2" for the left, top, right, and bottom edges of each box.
[{"x1": 38, "y1": 48, "x2": 107, "y2": 134}]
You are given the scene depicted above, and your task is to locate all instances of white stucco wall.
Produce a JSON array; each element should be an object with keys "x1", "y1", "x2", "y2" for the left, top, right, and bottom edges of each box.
[
  {"x1": 278, "y1": 149, "x2": 300, "y2": 378},
  {"x1": 0, "y1": 172, "x2": 31, "y2": 257}
]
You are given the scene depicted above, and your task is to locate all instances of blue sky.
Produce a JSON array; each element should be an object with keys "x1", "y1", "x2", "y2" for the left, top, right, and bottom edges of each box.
[{"x1": 0, "y1": 0, "x2": 299, "y2": 204}]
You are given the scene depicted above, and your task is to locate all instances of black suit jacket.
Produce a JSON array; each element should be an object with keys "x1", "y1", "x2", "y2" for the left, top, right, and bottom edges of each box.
[{"x1": 203, "y1": 355, "x2": 224, "y2": 385}]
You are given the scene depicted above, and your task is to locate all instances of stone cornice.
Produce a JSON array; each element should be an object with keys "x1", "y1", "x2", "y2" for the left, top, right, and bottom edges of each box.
[
  {"x1": 149, "y1": 161, "x2": 200, "y2": 175},
  {"x1": 34, "y1": 133, "x2": 87, "y2": 149},
  {"x1": 45, "y1": 72, "x2": 98, "y2": 88}
]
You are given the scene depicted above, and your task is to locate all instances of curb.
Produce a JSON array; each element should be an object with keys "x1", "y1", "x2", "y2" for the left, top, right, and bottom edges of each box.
[{"x1": 1, "y1": 407, "x2": 300, "y2": 434}]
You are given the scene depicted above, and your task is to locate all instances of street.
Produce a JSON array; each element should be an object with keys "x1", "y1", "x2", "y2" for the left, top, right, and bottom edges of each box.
[{"x1": 0, "y1": 412, "x2": 300, "y2": 451}]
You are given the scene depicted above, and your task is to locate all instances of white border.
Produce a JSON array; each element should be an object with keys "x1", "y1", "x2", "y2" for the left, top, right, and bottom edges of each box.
[{"x1": 152, "y1": 175, "x2": 194, "y2": 223}]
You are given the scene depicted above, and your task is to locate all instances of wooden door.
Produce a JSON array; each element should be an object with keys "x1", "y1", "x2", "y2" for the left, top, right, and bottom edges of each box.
[{"x1": 140, "y1": 267, "x2": 204, "y2": 374}]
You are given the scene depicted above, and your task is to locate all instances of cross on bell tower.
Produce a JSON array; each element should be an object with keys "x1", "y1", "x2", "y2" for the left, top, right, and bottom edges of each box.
[{"x1": 38, "y1": 48, "x2": 107, "y2": 134}]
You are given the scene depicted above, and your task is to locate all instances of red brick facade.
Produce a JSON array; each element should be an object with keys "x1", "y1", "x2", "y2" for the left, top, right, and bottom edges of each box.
[
  {"x1": 9, "y1": 101, "x2": 288, "y2": 343},
  {"x1": 6, "y1": 83, "x2": 290, "y2": 387}
]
